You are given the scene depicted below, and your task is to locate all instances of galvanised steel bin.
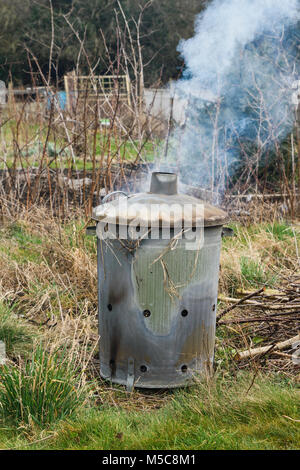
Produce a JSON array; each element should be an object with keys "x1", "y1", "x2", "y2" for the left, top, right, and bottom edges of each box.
[{"x1": 91, "y1": 172, "x2": 228, "y2": 390}]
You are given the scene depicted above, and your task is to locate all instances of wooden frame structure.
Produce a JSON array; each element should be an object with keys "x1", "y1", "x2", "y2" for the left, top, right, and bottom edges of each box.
[{"x1": 64, "y1": 72, "x2": 131, "y2": 113}]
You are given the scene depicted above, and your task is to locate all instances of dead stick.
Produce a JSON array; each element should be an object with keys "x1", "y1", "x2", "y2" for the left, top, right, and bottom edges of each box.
[
  {"x1": 236, "y1": 334, "x2": 300, "y2": 361},
  {"x1": 272, "y1": 351, "x2": 293, "y2": 358},
  {"x1": 219, "y1": 311, "x2": 300, "y2": 325},
  {"x1": 218, "y1": 296, "x2": 300, "y2": 310},
  {"x1": 216, "y1": 287, "x2": 265, "y2": 324}
]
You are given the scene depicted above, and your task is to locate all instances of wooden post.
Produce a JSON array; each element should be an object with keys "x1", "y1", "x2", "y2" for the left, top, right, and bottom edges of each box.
[
  {"x1": 64, "y1": 74, "x2": 70, "y2": 113},
  {"x1": 125, "y1": 74, "x2": 131, "y2": 107}
]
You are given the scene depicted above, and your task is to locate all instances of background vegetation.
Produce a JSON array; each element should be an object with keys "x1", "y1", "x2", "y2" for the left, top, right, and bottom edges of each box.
[{"x1": 0, "y1": 0, "x2": 206, "y2": 87}]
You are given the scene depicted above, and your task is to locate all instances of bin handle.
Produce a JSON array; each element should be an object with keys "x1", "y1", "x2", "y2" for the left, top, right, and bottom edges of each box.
[{"x1": 102, "y1": 190, "x2": 128, "y2": 204}]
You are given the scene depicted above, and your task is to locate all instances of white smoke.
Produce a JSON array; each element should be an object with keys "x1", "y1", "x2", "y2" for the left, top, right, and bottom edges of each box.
[
  {"x1": 161, "y1": 0, "x2": 300, "y2": 196},
  {"x1": 178, "y1": 0, "x2": 299, "y2": 96}
]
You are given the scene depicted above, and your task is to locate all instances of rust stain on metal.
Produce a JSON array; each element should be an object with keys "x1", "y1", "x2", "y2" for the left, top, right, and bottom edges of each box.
[{"x1": 176, "y1": 323, "x2": 215, "y2": 367}]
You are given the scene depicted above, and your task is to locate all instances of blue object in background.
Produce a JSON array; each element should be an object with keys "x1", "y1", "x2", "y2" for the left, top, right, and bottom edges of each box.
[{"x1": 47, "y1": 91, "x2": 67, "y2": 111}]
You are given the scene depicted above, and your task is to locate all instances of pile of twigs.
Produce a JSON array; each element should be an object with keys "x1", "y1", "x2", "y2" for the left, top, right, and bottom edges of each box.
[{"x1": 217, "y1": 277, "x2": 300, "y2": 373}]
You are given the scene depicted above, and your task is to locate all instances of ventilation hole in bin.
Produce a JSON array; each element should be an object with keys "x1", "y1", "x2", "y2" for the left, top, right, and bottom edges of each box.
[
  {"x1": 181, "y1": 365, "x2": 188, "y2": 373},
  {"x1": 212, "y1": 304, "x2": 216, "y2": 311},
  {"x1": 140, "y1": 365, "x2": 148, "y2": 373},
  {"x1": 107, "y1": 304, "x2": 113, "y2": 311},
  {"x1": 143, "y1": 309, "x2": 151, "y2": 318},
  {"x1": 181, "y1": 309, "x2": 188, "y2": 317}
]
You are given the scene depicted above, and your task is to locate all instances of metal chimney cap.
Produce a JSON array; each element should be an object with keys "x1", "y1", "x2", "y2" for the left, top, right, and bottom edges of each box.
[{"x1": 150, "y1": 172, "x2": 178, "y2": 195}]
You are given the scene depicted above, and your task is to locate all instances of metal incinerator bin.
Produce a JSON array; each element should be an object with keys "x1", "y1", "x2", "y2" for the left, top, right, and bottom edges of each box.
[{"x1": 90, "y1": 172, "x2": 229, "y2": 390}]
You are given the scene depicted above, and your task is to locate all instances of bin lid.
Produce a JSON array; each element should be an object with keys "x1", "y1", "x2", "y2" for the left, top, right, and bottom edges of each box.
[{"x1": 92, "y1": 172, "x2": 228, "y2": 228}]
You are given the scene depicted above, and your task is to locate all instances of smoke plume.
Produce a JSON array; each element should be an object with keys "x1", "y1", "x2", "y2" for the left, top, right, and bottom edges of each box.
[{"x1": 160, "y1": 0, "x2": 300, "y2": 197}]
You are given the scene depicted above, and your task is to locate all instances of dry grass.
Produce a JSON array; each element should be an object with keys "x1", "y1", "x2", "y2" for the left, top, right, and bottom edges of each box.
[
  {"x1": 0, "y1": 208, "x2": 298, "y2": 449},
  {"x1": 0, "y1": 208, "x2": 173, "y2": 413},
  {"x1": 0, "y1": 209, "x2": 298, "y2": 418},
  {"x1": 217, "y1": 221, "x2": 300, "y2": 378},
  {"x1": 0, "y1": 207, "x2": 97, "y2": 322},
  {"x1": 220, "y1": 221, "x2": 299, "y2": 295}
]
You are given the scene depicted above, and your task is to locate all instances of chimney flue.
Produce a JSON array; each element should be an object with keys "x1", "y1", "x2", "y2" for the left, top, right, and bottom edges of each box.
[{"x1": 150, "y1": 172, "x2": 178, "y2": 195}]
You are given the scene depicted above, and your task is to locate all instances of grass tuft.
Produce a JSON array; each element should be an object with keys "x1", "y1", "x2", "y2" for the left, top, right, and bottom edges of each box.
[
  {"x1": 265, "y1": 222, "x2": 296, "y2": 241},
  {"x1": 0, "y1": 344, "x2": 89, "y2": 428}
]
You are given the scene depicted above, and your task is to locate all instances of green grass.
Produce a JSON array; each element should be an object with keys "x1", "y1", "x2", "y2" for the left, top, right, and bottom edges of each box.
[
  {"x1": 0, "y1": 345, "x2": 89, "y2": 428},
  {"x1": 3, "y1": 223, "x2": 43, "y2": 263},
  {"x1": 0, "y1": 119, "x2": 157, "y2": 169},
  {"x1": 240, "y1": 256, "x2": 277, "y2": 287},
  {"x1": 223, "y1": 221, "x2": 299, "y2": 248},
  {"x1": 0, "y1": 373, "x2": 298, "y2": 450},
  {"x1": 265, "y1": 222, "x2": 296, "y2": 241},
  {"x1": 0, "y1": 302, "x2": 33, "y2": 357},
  {"x1": 220, "y1": 221, "x2": 298, "y2": 294}
]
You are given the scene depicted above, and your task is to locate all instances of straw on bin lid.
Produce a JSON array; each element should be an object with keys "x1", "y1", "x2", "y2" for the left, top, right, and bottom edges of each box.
[{"x1": 92, "y1": 172, "x2": 228, "y2": 228}]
